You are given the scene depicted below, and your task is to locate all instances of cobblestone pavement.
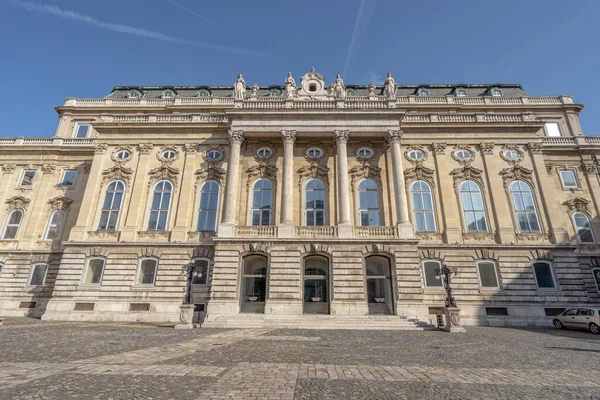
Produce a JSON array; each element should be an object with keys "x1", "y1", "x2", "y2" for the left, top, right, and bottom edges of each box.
[{"x1": 1, "y1": 318, "x2": 600, "y2": 399}]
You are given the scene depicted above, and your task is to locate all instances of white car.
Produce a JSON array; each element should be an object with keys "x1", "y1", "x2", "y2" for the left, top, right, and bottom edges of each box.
[{"x1": 553, "y1": 308, "x2": 600, "y2": 334}]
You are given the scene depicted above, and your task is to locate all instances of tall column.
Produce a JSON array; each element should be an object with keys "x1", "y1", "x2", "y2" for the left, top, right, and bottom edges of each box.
[
  {"x1": 278, "y1": 130, "x2": 296, "y2": 238},
  {"x1": 171, "y1": 143, "x2": 198, "y2": 241},
  {"x1": 387, "y1": 130, "x2": 414, "y2": 238},
  {"x1": 218, "y1": 130, "x2": 244, "y2": 238},
  {"x1": 334, "y1": 130, "x2": 353, "y2": 238}
]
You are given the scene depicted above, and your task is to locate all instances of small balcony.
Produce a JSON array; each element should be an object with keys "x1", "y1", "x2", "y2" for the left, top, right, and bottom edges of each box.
[{"x1": 229, "y1": 225, "x2": 399, "y2": 239}]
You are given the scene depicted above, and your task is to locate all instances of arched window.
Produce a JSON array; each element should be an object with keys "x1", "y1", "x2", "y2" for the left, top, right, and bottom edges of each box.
[
  {"x1": 532, "y1": 260, "x2": 556, "y2": 289},
  {"x1": 2, "y1": 209, "x2": 23, "y2": 240},
  {"x1": 83, "y1": 258, "x2": 106, "y2": 285},
  {"x1": 44, "y1": 210, "x2": 66, "y2": 240},
  {"x1": 305, "y1": 179, "x2": 325, "y2": 226},
  {"x1": 358, "y1": 179, "x2": 380, "y2": 226},
  {"x1": 423, "y1": 260, "x2": 443, "y2": 288},
  {"x1": 197, "y1": 180, "x2": 220, "y2": 232},
  {"x1": 148, "y1": 180, "x2": 172, "y2": 231},
  {"x1": 459, "y1": 181, "x2": 488, "y2": 232},
  {"x1": 573, "y1": 212, "x2": 595, "y2": 243},
  {"x1": 98, "y1": 180, "x2": 125, "y2": 231},
  {"x1": 251, "y1": 179, "x2": 272, "y2": 226},
  {"x1": 510, "y1": 181, "x2": 541, "y2": 233},
  {"x1": 241, "y1": 254, "x2": 268, "y2": 313},
  {"x1": 411, "y1": 181, "x2": 436, "y2": 232}
]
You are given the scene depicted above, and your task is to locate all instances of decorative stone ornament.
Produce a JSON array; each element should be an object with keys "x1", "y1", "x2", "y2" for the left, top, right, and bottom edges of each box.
[
  {"x1": 228, "y1": 130, "x2": 245, "y2": 145},
  {"x1": 563, "y1": 197, "x2": 590, "y2": 212},
  {"x1": 138, "y1": 143, "x2": 154, "y2": 154},
  {"x1": 450, "y1": 164, "x2": 484, "y2": 188},
  {"x1": 479, "y1": 142, "x2": 495, "y2": 155},
  {"x1": 404, "y1": 164, "x2": 435, "y2": 184},
  {"x1": 202, "y1": 145, "x2": 225, "y2": 162},
  {"x1": 499, "y1": 164, "x2": 533, "y2": 188},
  {"x1": 284, "y1": 72, "x2": 298, "y2": 98},
  {"x1": 297, "y1": 163, "x2": 330, "y2": 186},
  {"x1": 48, "y1": 196, "x2": 73, "y2": 211},
  {"x1": 433, "y1": 143, "x2": 447, "y2": 154},
  {"x1": 527, "y1": 142, "x2": 543, "y2": 154},
  {"x1": 6, "y1": 196, "x2": 31, "y2": 210},
  {"x1": 195, "y1": 164, "x2": 225, "y2": 184},
  {"x1": 1, "y1": 164, "x2": 16, "y2": 173},
  {"x1": 102, "y1": 164, "x2": 133, "y2": 185},
  {"x1": 245, "y1": 163, "x2": 277, "y2": 188},
  {"x1": 41, "y1": 164, "x2": 56, "y2": 174},
  {"x1": 233, "y1": 73, "x2": 246, "y2": 100},
  {"x1": 111, "y1": 147, "x2": 133, "y2": 163},
  {"x1": 334, "y1": 130, "x2": 349, "y2": 145},
  {"x1": 349, "y1": 162, "x2": 382, "y2": 189},
  {"x1": 298, "y1": 67, "x2": 327, "y2": 99},
  {"x1": 333, "y1": 73, "x2": 346, "y2": 99},
  {"x1": 451, "y1": 146, "x2": 475, "y2": 164},
  {"x1": 149, "y1": 164, "x2": 180, "y2": 186},
  {"x1": 383, "y1": 72, "x2": 397, "y2": 100},
  {"x1": 157, "y1": 146, "x2": 179, "y2": 163},
  {"x1": 94, "y1": 143, "x2": 108, "y2": 154}
]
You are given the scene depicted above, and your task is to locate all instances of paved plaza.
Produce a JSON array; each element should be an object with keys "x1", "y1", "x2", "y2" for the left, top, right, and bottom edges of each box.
[{"x1": 1, "y1": 318, "x2": 599, "y2": 399}]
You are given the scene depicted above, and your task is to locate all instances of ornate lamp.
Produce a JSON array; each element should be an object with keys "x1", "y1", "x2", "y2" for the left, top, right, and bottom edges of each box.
[
  {"x1": 435, "y1": 262, "x2": 458, "y2": 308},
  {"x1": 182, "y1": 262, "x2": 203, "y2": 304}
]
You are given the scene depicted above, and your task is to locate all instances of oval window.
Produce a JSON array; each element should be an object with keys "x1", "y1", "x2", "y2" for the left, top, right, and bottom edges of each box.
[
  {"x1": 162, "y1": 150, "x2": 177, "y2": 160},
  {"x1": 115, "y1": 150, "x2": 130, "y2": 160},
  {"x1": 306, "y1": 147, "x2": 323, "y2": 158},
  {"x1": 256, "y1": 147, "x2": 272, "y2": 159},
  {"x1": 357, "y1": 147, "x2": 374, "y2": 159},
  {"x1": 206, "y1": 149, "x2": 222, "y2": 160},
  {"x1": 455, "y1": 149, "x2": 473, "y2": 160},
  {"x1": 408, "y1": 149, "x2": 425, "y2": 160},
  {"x1": 504, "y1": 149, "x2": 520, "y2": 160}
]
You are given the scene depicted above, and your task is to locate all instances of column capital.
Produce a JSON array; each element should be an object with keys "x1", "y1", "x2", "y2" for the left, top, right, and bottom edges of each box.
[
  {"x1": 387, "y1": 129, "x2": 403, "y2": 143},
  {"x1": 334, "y1": 130, "x2": 349, "y2": 144},
  {"x1": 184, "y1": 143, "x2": 198, "y2": 153},
  {"x1": 228, "y1": 130, "x2": 245, "y2": 145},
  {"x1": 138, "y1": 143, "x2": 154, "y2": 154},
  {"x1": 281, "y1": 130, "x2": 296, "y2": 144}
]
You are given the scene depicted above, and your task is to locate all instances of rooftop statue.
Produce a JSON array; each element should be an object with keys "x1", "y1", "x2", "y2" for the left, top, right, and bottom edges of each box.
[
  {"x1": 285, "y1": 72, "x2": 298, "y2": 98},
  {"x1": 333, "y1": 73, "x2": 346, "y2": 99},
  {"x1": 233, "y1": 74, "x2": 246, "y2": 100},
  {"x1": 383, "y1": 72, "x2": 396, "y2": 100}
]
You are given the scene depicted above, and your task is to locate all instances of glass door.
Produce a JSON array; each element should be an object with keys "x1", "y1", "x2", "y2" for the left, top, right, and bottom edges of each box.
[
  {"x1": 303, "y1": 256, "x2": 329, "y2": 314},
  {"x1": 241, "y1": 255, "x2": 267, "y2": 313},
  {"x1": 366, "y1": 256, "x2": 394, "y2": 315}
]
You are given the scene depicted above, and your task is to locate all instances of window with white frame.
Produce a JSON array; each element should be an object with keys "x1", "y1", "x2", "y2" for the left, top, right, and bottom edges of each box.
[
  {"x1": 205, "y1": 149, "x2": 222, "y2": 161},
  {"x1": 559, "y1": 170, "x2": 578, "y2": 189},
  {"x1": 356, "y1": 147, "x2": 374, "y2": 159},
  {"x1": 161, "y1": 150, "x2": 176, "y2": 160},
  {"x1": 544, "y1": 121, "x2": 562, "y2": 137},
  {"x1": 162, "y1": 90, "x2": 175, "y2": 99},
  {"x1": 306, "y1": 147, "x2": 323, "y2": 159},
  {"x1": 532, "y1": 261, "x2": 556, "y2": 289},
  {"x1": 191, "y1": 258, "x2": 210, "y2": 285},
  {"x1": 418, "y1": 88, "x2": 430, "y2": 96},
  {"x1": 2, "y1": 209, "x2": 23, "y2": 240},
  {"x1": 98, "y1": 180, "x2": 125, "y2": 231},
  {"x1": 423, "y1": 260, "x2": 443, "y2": 288},
  {"x1": 44, "y1": 210, "x2": 66, "y2": 240},
  {"x1": 256, "y1": 147, "x2": 272, "y2": 159},
  {"x1": 305, "y1": 178, "x2": 325, "y2": 226},
  {"x1": 455, "y1": 89, "x2": 467, "y2": 97},
  {"x1": 476, "y1": 260, "x2": 500, "y2": 288},
  {"x1": 573, "y1": 212, "x2": 595, "y2": 243},
  {"x1": 411, "y1": 181, "x2": 436, "y2": 232},
  {"x1": 60, "y1": 170, "x2": 78, "y2": 187},
  {"x1": 454, "y1": 149, "x2": 473, "y2": 160},
  {"x1": 148, "y1": 180, "x2": 172, "y2": 231},
  {"x1": 73, "y1": 123, "x2": 91, "y2": 138},
  {"x1": 592, "y1": 268, "x2": 600, "y2": 294},
  {"x1": 115, "y1": 150, "x2": 131, "y2": 160},
  {"x1": 19, "y1": 169, "x2": 36, "y2": 187},
  {"x1": 137, "y1": 258, "x2": 158, "y2": 285},
  {"x1": 491, "y1": 88, "x2": 503, "y2": 97},
  {"x1": 83, "y1": 258, "x2": 105, "y2": 285},
  {"x1": 29, "y1": 263, "x2": 48, "y2": 286},
  {"x1": 251, "y1": 178, "x2": 273, "y2": 226},
  {"x1": 459, "y1": 181, "x2": 488, "y2": 232},
  {"x1": 510, "y1": 181, "x2": 541, "y2": 233},
  {"x1": 358, "y1": 179, "x2": 380, "y2": 226},
  {"x1": 197, "y1": 180, "x2": 219, "y2": 232},
  {"x1": 407, "y1": 149, "x2": 425, "y2": 160}
]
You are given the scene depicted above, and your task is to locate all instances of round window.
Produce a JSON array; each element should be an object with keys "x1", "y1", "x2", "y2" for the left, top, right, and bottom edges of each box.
[
  {"x1": 206, "y1": 149, "x2": 222, "y2": 160},
  {"x1": 115, "y1": 150, "x2": 130, "y2": 160},
  {"x1": 504, "y1": 149, "x2": 520, "y2": 160},
  {"x1": 256, "y1": 147, "x2": 272, "y2": 158},
  {"x1": 454, "y1": 149, "x2": 473, "y2": 160},
  {"x1": 162, "y1": 150, "x2": 176, "y2": 160},
  {"x1": 357, "y1": 147, "x2": 374, "y2": 159},
  {"x1": 306, "y1": 147, "x2": 323, "y2": 158},
  {"x1": 408, "y1": 149, "x2": 425, "y2": 160}
]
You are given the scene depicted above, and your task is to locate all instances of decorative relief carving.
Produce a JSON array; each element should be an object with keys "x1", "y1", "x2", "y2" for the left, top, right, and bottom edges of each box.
[
  {"x1": 582, "y1": 163, "x2": 597, "y2": 174},
  {"x1": 94, "y1": 143, "x2": 108, "y2": 154},
  {"x1": 48, "y1": 196, "x2": 73, "y2": 211},
  {"x1": 6, "y1": 196, "x2": 31, "y2": 210},
  {"x1": 157, "y1": 146, "x2": 179, "y2": 163},
  {"x1": 527, "y1": 142, "x2": 543, "y2": 154},
  {"x1": 499, "y1": 164, "x2": 533, "y2": 188},
  {"x1": 334, "y1": 130, "x2": 349, "y2": 144},
  {"x1": 102, "y1": 164, "x2": 133, "y2": 185},
  {"x1": 480, "y1": 142, "x2": 495, "y2": 155},
  {"x1": 404, "y1": 145, "x2": 427, "y2": 163},
  {"x1": 297, "y1": 163, "x2": 330, "y2": 186},
  {"x1": 202, "y1": 145, "x2": 225, "y2": 162},
  {"x1": 245, "y1": 162, "x2": 278, "y2": 188},
  {"x1": 451, "y1": 145, "x2": 476, "y2": 164},
  {"x1": 349, "y1": 162, "x2": 381, "y2": 189},
  {"x1": 184, "y1": 143, "x2": 198, "y2": 153},
  {"x1": 148, "y1": 164, "x2": 180, "y2": 185},
  {"x1": 515, "y1": 232, "x2": 550, "y2": 242},
  {"x1": 499, "y1": 144, "x2": 523, "y2": 164},
  {"x1": 2, "y1": 164, "x2": 16, "y2": 173},
  {"x1": 41, "y1": 164, "x2": 56, "y2": 174},
  {"x1": 563, "y1": 197, "x2": 590, "y2": 212},
  {"x1": 228, "y1": 130, "x2": 245, "y2": 145},
  {"x1": 82, "y1": 162, "x2": 92, "y2": 174},
  {"x1": 195, "y1": 163, "x2": 225, "y2": 184},
  {"x1": 404, "y1": 163, "x2": 435, "y2": 184},
  {"x1": 450, "y1": 164, "x2": 484, "y2": 188},
  {"x1": 386, "y1": 130, "x2": 402, "y2": 143},
  {"x1": 138, "y1": 143, "x2": 154, "y2": 154},
  {"x1": 281, "y1": 130, "x2": 297, "y2": 144},
  {"x1": 416, "y1": 232, "x2": 443, "y2": 241},
  {"x1": 462, "y1": 232, "x2": 496, "y2": 242},
  {"x1": 110, "y1": 146, "x2": 133, "y2": 164},
  {"x1": 137, "y1": 231, "x2": 170, "y2": 240},
  {"x1": 187, "y1": 231, "x2": 216, "y2": 241},
  {"x1": 87, "y1": 231, "x2": 120, "y2": 240},
  {"x1": 433, "y1": 143, "x2": 447, "y2": 154}
]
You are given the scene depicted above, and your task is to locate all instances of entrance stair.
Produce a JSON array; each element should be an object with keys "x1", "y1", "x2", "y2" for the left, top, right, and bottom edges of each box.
[{"x1": 202, "y1": 314, "x2": 436, "y2": 331}]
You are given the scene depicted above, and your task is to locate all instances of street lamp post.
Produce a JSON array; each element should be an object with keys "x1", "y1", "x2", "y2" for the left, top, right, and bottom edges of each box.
[
  {"x1": 436, "y1": 262, "x2": 465, "y2": 333},
  {"x1": 175, "y1": 262, "x2": 204, "y2": 330}
]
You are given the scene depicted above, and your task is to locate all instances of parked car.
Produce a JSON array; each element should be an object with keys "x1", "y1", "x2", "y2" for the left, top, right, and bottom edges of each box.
[{"x1": 553, "y1": 308, "x2": 600, "y2": 334}]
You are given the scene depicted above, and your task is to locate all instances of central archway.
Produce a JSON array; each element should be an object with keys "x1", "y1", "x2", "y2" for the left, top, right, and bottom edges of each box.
[{"x1": 303, "y1": 255, "x2": 330, "y2": 314}]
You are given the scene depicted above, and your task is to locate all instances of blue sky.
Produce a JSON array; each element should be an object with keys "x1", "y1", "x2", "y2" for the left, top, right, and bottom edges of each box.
[{"x1": 1, "y1": 0, "x2": 599, "y2": 137}]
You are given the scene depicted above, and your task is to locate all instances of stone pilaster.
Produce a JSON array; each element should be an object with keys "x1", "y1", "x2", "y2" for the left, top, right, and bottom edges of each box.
[
  {"x1": 334, "y1": 130, "x2": 352, "y2": 238},
  {"x1": 120, "y1": 143, "x2": 153, "y2": 241},
  {"x1": 22, "y1": 164, "x2": 57, "y2": 244},
  {"x1": 218, "y1": 130, "x2": 244, "y2": 238},
  {"x1": 171, "y1": 143, "x2": 198, "y2": 241},
  {"x1": 387, "y1": 130, "x2": 414, "y2": 239},
  {"x1": 432, "y1": 142, "x2": 461, "y2": 243},
  {"x1": 278, "y1": 130, "x2": 296, "y2": 238}
]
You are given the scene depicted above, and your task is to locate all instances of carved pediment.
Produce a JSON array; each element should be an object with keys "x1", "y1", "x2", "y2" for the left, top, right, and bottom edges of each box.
[
  {"x1": 297, "y1": 163, "x2": 330, "y2": 186},
  {"x1": 297, "y1": 67, "x2": 328, "y2": 99},
  {"x1": 349, "y1": 162, "x2": 381, "y2": 189},
  {"x1": 102, "y1": 164, "x2": 133, "y2": 184},
  {"x1": 195, "y1": 163, "x2": 225, "y2": 184},
  {"x1": 563, "y1": 197, "x2": 590, "y2": 212},
  {"x1": 404, "y1": 163, "x2": 435, "y2": 183},
  {"x1": 149, "y1": 164, "x2": 180, "y2": 185},
  {"x1": 450, "y1": 164, "x2": 483, "y2": 188},
  {"x1": 499, "y1": 164, "x2": 533, "y2": 187},
  {"x1": 6, "y1": 196, "x2": 31, "y2": 210},
  {"x1": 48, "y1": 196, "x2": 73, "y2": 210},
  {"x1": 246, "y1": 162, "x2": 278, "y2": 187}
]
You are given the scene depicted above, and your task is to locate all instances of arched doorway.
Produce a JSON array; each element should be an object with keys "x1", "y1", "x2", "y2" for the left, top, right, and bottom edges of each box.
[
  {"x1": 303, "y1": 255, "x2": 329, "y2": 314},
  {"x1": 366, "y1": 256, "x2": 394, "y2": 315},
  {"x1": 241, "y1": 255, "x2": 267, "y2": 313}
]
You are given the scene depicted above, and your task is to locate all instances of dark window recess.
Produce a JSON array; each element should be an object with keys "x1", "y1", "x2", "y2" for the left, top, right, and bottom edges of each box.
[
  {"x1": 428, "y1": 306, "x2": 444, "y2": 315},
  {"x1": 309, "y1": 84, "x2": 317, "y2": 92},
  {"x1": 194, "y1": 304, "x2": 205, "y2": 312},
  {"x1": 19, "y1": 301, "x2": 36, "y2": 309},
  {"x1": 485, "y1": 307, "x2": 508, "y2": 316},
  {"x1": 74, "y1": 303, "x2": 95, "y2": 311},
  {"x1": 545, "y1": 307, "x2": 566, "y2": 316},
  {"x1": 129, "y1": 303, "x2": 150, "y2": 312}
]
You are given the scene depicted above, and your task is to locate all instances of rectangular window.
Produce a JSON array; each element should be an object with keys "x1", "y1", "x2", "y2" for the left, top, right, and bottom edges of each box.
[
  {"x1": 137, "y1": 258, "x2": 158, "y2": 285},
  {"x1": 477, "y1": 261, "x2": 499, "y2": 288},
  {"x1": 20, "y1": 169, "x2": 36, "y2": 187},
  {"x1": 29, "y1": 264, "x2": 48, "y2": 286},
  {"x1": 533, "y1": 261, "x2": 556, "y2": 289},
  {"x1": 593, "y1": 268, "x2": 600, "y2": 294},
  {"x1": 191, "y1": 259, "x2": 210, "y2": 286},
  {"x1": 544, "y1": 121, "x2": 562, "y2": 137},
  {"x1": 73, "y1": 123, "x2": 91, "y2": 138},
  {"x1": 423, "y1": 261, "x2": 443, "y2": 288},
  {"x1": 485, "y1": 307, "x2": 508, "y2": 316},
  {"x1": 83, "y1": 258, "x2": 105, "y2": 285},
  {"x1": 559, "y1": 170, "x2": 578, "y2": 189},
  {"x1": 60, "y1": 170, "x2": 78, "y2": 187}
]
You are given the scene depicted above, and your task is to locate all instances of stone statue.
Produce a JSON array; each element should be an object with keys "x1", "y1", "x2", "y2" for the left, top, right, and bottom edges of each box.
[
  {"x1": 233, "y1": 73, "x2": 246, "y2": 100},
  {"x1": 250, "y1": 84, "x2": 259, "y2": 98},
  {"x1": 383, "y1": 72, "x2": 396, "y2": 99},
  {"x1": 333, "y1": 73, "x2": 346, "y2": 99},
  {"x1": 284, "y1": 72, "x2": 298, "y2": 98},
  {"x1": 368, "y1": 83, "x2": 376, "y2": 96},
  {"x1": 327, "y1": 83, "x2": 335, "y2": 97}
]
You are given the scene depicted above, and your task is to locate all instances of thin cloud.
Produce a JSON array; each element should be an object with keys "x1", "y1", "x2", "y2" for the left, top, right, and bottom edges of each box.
[
  {"x1": 168, "y1": 0, "x2": 219, "y2": 27},
  {"x1": 6, "y1": 0, "x2": 270, "y2": 57},
  {"x1": 342, "y1": 0, "x2": 376, "y2": 77},
  {"x1": 366, "y1": 70, "x2": 382, "y2": 84}
]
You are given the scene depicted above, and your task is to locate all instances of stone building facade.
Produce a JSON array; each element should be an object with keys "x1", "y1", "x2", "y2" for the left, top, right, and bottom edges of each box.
[{"x1": 0, "y1": 68, "x2": 599, "y2": 327}]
